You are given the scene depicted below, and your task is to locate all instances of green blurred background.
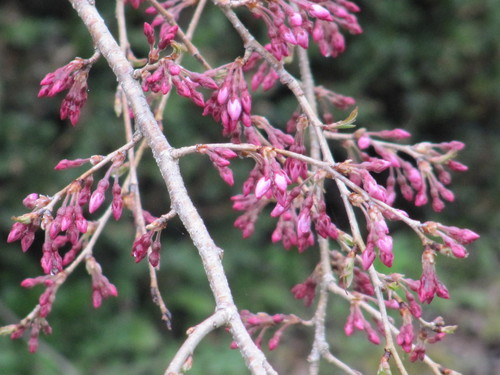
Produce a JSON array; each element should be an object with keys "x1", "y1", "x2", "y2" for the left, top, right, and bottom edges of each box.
[{"x1": 0, "y1": 0, "x2": 498, "y2": 374}]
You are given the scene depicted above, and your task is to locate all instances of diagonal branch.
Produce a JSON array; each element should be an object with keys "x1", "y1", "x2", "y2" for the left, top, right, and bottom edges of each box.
[{"x1": 68, "y1": 1, "x2": 276, "y2": 374}]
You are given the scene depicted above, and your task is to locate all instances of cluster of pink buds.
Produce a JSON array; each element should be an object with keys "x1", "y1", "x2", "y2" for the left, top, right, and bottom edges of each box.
[
  {"x1": 21, "y1": 275, "x2": 64, "y2": 318},
  {"x1": 252, "y1": 116, "x2": 295, "y2": 148},
  {"x1": 361, "y1": 205, "x2": 394, "y2": 269},
  {"x1": 232, "y1": 194, "x2": 269, "y2": 238},
  {"x1": 404, "y1": 249, "x2": 450, "y2": 304},
  {"x1": 142, "y1": 58, "x2": 218, "y2": 107},
  {"x1": 250, "y1": 3, "x2": 308, "y2": 60},
  {"x1": 7, "y1": 212, "x2": 41, "y2": 253},
  {"x1": 233, "y1": 310, "x2": 300, "y2": 351},
  {"x1": 10, "y1": 316, "x2": 52, "y2": 354},
  {"x1": 86, "y1": 256, "x2": 118, "y2": 308},
  {"x1": 143, "y1": 21, "x2": 179, "y2": 63},
  {"x1": 7, "y1": 152, "x2": 127, "y2": 276},
  {"x1": 309, "y1": 0, "x2": 362, "y2": 57},
  {"x1": 420, "y1": 221, "x2": 479, "y2": 259},
  {"x1": 243, "y1": 50, "x2": 279, "y2": 92},
  {"x1": 353, "y1": 130, "x2": 467, "y2": 212},
  {"x1": 409, "y1": 323, "x2": 449, "y2": 362},
  {"x1": 396, "y1": 308, "x2": 414, "y2": 353},
  {"x1": 247, "y1": 0, "x2": 361, "y2": 60},
  {"x1": 199, "y1": 147, "x2": 238, "y2": 186},
  {"x1": 344, "y1": 299, "x2": 380, "y2": 344},
  {"x1": 131, "y1": 229, "x2": 162, "y2": 267},
  {"x1": 38, "y1": 57, "x2": 94, "y2": 126},
  {"x1": 203, "y1": 59, "x2": 251, "y2": 139},
  {"x1": 291, "y1": 275, "x2": 317, "y2": 306}
]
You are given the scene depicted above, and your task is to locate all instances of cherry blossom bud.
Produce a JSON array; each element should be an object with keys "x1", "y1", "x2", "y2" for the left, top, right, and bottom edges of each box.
[
  {"x1": 448, "y1": 241, "x2": 467, "y2": 258},
  {"x1": 291, "y1": 278, "x2": 317, "y2": 307},
  {"x1": 22, "y1": 193, "x2": 39, "y2": 209},
  {"x1": 21, "y1": 232, "x2": 35, "y2": 252},
  {"x1": 279, "y1": 25, "x2": 297, "y2": 45},
  {"x1": 297, "y1": 212, "x2": 311, "y2": 237},
  {"x1": 415, "y1": 189, "x2": 428, "y2": 206},
  {"x1": 361, "y1": 246, "x2": 376, "y2": 270},
  {"x1": 89, "y1": 178, "x2": 110, "y2": 214},
  {"x1": 377, "y1": 129, "x2": 411, "y2": 140},
  {"x1": 74, "y1": 210, "x2": 87, "y2": 233},
  {"x1": 397, "y1": 323, "x2": 414, "y2": 353},
  {"x1": 217, "y1": 86, "x2": 229, "y2": 105},
  {"x1": 143, "y1": 22, "x2": 155, "y2": 46},
  {"x1": 227, "y1": 98, "x2": 242, "y2": 121},
  {"x1": 112, "y1": 180, "x2": 123, "y2": 220},
  {"x1": 295, "y1": 28, "x2": 309, "y2": 49},
  {"x1": 255, "y1": 177, "x2": 272, "y2": 199},
  {"x1": 273, "y1": 171, "x2": 288, "y2": 192},
  {"x1": 132, "y1": 232, "x2": 153, "y2": 263},
  {"x1": 357, "y1": 135, "x2": 371, "y2": 149},
  {"x1": 442, "y1": 226, "x2": 479, "y2": 244},
  {"x1": 289, "y1": 12, "x2": 303, "y2": 27},
  {"x1": 268, "y1": 330, "x2": 282, "y2": 350},
  {"x1": 309, "y1": 4, "x2": 333, "y2": 21},
  {"x1": 168, "y1": 63, "x2": 181, "y2": 76},
  {"x1": 447, "y1": 160, "x2": 468, "y2": 172},
  {"x1": 149, "y1": 239, "x2": 161, "y2": 267},
  {"x1": 7, "y1": 222, "x2": 28, "y2": 243}
]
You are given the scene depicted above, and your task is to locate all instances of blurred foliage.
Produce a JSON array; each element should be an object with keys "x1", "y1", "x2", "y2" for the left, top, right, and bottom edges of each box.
[{"x1": 0, "y1": 0, "x2": 499, "y2": 374}]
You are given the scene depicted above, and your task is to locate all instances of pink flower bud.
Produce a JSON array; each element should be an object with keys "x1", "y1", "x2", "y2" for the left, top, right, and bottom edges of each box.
[
  {"x1": 357, "y1": 135, "x2": 371, "y2": 149},
  {"x1": 268, "y1": 331, "x2": 282, "y2": 351},
  {"x1": 309, "y1": 4, "x2": 333, "y2": 21},
  {"x1": 217, "y1": 86, "x2": 229, "y2": 105},
  {"x1": 143, "y1": 22, "x2": 155, "y2": 45},
  {"x1": 289, "y1": 13, "x2": 303, "y2": 27},
  {"x1": 132, "y1": 232, "x2": 153, "y2": 263},
  {"x1": 447, "y1": 160, "x2": 468, "y2": 172},
  {"x1": 255, "y1": 177, "x2": 271, "y2": 199},
  {"x1": 365, "y1": 325, "x2": 381, "y2": 345},
  {"x1": 312, "y1": 21, "x2": 324, "y2": 42},
  {"x1": 279, "y1": 25, "x2": 297, "y2": 45},
  {"x1": 272, "y1": 314, "x2": 284, "y2": 324},
  {"x1": 7, "y1": 222, "x2": 28, "y2": 243},
  {"x1": 297, "y1": 212, "x2": 311, "y2": 237},
  {"x1": 89, "y1": 179, "x2": 110, "y2": 214},
  {"x1": 54, "y1": 158, "x2": 89, "y2": 170},
  {"x1": 21, "y1": 231, "x2": 35, "y2": 252},
  {"x1": 273, "y1": 171, "x2": 288, "y2": 192},
  {"x1": 295, "y1": 28, "x2": 309, "y2": 49},
  {"x1": 227, "y1": 98, "x2": 242, "y2": 121},
  {"x1": 219, "y1": 167, "x2": 234, "y2": 186},
  {"x1": 444, "y1": 226, "x2": 479, "y2": 244},
  {"x1": 246, "y1": 316, "x2": 262, "y2": 325},
  {"x1": 415, "y1": 190, "x2": 428, "y2": 206},
  {"x1": 448, "y1": 242, "x2": 467, "y2": 258},
  {"x1": 361, "y1": 246, "x2": 376, "y2": 270},
  {"x1": 377, "y1": 129, "x2": 411, "y2": 140},
  {"x1": 397, "y1": 324, "x2": 414, "y2": 353},
  {"x1": 112, "y1": 181, "x2": 123, "y2": 220},
  {"x1": 168, "y1": 63, "x2": 181, "y2": 76},
  {"x1": 23, "y1": 193, "x2": 39, "y2": 209}
]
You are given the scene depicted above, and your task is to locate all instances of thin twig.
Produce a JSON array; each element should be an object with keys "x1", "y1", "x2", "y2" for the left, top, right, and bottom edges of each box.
[{"x1": 164, "y1": 309, "x2": 229, "y2": 375}]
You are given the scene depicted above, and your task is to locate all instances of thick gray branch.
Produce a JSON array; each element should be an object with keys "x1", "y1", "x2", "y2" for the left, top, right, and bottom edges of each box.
[{"x1": 68, "y1": 1, "x2": 275, "y2": 373}]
